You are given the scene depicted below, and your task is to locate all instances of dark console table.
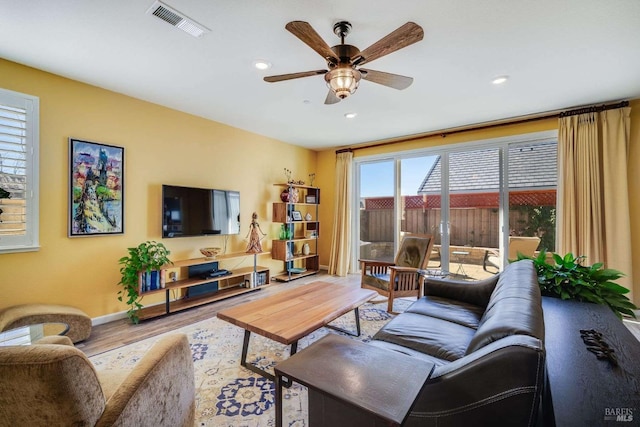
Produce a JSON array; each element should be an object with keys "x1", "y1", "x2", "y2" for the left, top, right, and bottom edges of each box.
[
  {"x1": 542, "y1": 297, "x2": 640, "y2": 426},
  {"x1": 274, "y1": 333, "x2": 434, "y2": 427}
]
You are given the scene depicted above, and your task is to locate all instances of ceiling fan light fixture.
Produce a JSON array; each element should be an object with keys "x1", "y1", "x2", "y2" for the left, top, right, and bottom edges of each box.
[{"x1": 325, "y1": 67, "x2": 361, "y2": 99}]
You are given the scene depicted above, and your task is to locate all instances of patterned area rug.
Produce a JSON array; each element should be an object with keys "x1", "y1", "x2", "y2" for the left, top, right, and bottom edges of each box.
[{"x1": 90, "y1": 299, "x2": 413, "y2": 426}]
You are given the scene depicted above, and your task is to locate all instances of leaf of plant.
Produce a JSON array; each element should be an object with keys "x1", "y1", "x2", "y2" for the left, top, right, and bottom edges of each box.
[{"x1": 601, "y1": 281, "x2": 631, "y2": 294}]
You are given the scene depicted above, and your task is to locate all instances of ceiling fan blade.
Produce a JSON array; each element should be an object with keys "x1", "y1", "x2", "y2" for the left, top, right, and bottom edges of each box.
[
  {"x1": 324, "y1": 89, "x2": 341, "y2": 105},
  {"x1": 360, "y1": 69, "x2": 414, "y2": 90},
  {"x1": 286, "y1": 21, "x2": 339, "y2": 63},
  {"x1": 353, "y1": 22, "x2": 424, "y2": 66},
  {"x1": 264, "y1": 69, "x2": 327, "y2": 83}
]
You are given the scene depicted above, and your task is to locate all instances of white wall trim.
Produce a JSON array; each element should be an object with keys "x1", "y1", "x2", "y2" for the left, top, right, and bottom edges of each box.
[
  {"x1": 90, "y1": 301, "x2": 167, "y2": 326},
  {"x1": 91, "y1": 310, "x2": 128, "y2": 326}
]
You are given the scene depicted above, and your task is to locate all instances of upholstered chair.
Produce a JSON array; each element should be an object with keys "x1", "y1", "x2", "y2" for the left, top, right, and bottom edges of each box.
[
  {"x1": 360, "y1": 233, "x2": 434, "y2": 312},
  {"x1": 483, "y1": 236, "x2": 541, "y2": 273},
  {"x1": 0, "y1": 333, "x2": 195, "y2": 426}
]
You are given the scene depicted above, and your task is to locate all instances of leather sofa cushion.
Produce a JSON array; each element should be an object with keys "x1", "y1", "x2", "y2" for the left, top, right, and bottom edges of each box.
[
  {"x1": 466, "y1": 260, "x2": 544, "y2": 354},
  {"x1": 368, "y1": 340, "x2": 449, "y2": 367},
  {"x1": 373, "y1": 312, "x2": 475, "y2": 362},
  {"x1": 405, "y1": 296, "x2": 484, "y2": 329},
  {"x1": 423, "y1": 274, "x2": 498, "y2": 308}
]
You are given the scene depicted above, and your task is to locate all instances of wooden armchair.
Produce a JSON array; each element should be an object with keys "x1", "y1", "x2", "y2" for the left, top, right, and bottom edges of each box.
[{"x1": 360, "y1": 233, "x2": 434, "y2": 312}]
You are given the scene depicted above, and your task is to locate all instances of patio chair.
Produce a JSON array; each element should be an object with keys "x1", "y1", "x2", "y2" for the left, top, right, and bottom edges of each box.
[
  {"x1": 360, "y1": 233, "x2": 434, "y2": 312},
  {"x1": 483, "y1": 236, "x2": 541, "y2": 273}
]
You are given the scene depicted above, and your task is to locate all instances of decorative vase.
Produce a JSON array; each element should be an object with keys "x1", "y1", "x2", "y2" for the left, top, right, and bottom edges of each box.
[
  {"x1": 280, "y1": 187, "x2": 299, "y2": 203},
  {"x1": 279, "y1": 224, "x2": 286, "y2": 240},
  {"x1": 302, "y1": 243, "x2": 310, "y2": 255},
  {"x1": 304, "y1": 212, "x2": 312, "y2": 221}
]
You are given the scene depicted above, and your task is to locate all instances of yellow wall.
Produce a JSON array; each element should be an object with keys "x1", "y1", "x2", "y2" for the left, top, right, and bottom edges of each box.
[
  {"x1": 318, "y1": 101, "x2": 640, "y2": 306},
  {"x1": 0, "y1": 58, "x2": 317, "y2": 318}
]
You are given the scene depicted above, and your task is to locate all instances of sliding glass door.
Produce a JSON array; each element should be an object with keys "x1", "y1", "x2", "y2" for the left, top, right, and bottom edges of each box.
[
  {"x1": 401, "y1": 155, "x2": 442, "y2": 269},
  {"x1": 446, "y1": 148, "x2": 500, "y2": 279},
  {"x1": 358, "y1": 160, "x2": 394, "y2": 262},
  {"x1": 354, "y1": 131, "x2": 557, "y2": 277}
]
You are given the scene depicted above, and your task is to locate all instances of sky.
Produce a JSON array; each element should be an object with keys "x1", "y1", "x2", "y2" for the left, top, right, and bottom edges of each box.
[{"x1": 360, "y1": 155, "x2": 437, "y2": 197}]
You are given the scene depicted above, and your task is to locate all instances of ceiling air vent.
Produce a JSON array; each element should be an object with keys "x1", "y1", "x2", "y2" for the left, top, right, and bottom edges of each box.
[{"x1": 146, "y1": 1, "x2": 210, "y2": 38}]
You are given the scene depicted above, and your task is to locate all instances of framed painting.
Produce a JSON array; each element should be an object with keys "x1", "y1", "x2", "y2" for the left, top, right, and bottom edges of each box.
[{"x1": 69, "y1": 138, "x2": 124, "y2": 236}]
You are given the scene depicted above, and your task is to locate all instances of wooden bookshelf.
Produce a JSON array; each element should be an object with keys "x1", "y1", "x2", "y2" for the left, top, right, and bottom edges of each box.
[{"x1": 272, "y1": 184, "x2": 320, "y2": 282}]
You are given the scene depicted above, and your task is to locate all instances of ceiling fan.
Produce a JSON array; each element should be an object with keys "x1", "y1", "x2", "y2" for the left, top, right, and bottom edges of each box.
[{"x1": 264, "y1": 20, "x2": 424, "y2": 104}]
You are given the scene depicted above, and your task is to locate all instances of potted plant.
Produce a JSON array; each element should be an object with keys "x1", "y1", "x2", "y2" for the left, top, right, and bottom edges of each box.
[
  {"x1": 117, "y1": 241, "x2": 172, "y2": 323},
  {"x1": 517, "y1": 250, "x2": 637, "y2": 319}
]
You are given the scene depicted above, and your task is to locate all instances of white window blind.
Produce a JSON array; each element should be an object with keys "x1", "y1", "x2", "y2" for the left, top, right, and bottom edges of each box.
[{"x1": 0, "y1": 88, "x2": 39, "y2": 253}]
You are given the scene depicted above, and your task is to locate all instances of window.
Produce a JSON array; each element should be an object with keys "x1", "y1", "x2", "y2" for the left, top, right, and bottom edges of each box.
[
  {"x1": 0, "y1": 88, "x2": 39, "y2": 253},
  {"x1": 354, "y1": 130, "x2": 557, "y2": 278}
]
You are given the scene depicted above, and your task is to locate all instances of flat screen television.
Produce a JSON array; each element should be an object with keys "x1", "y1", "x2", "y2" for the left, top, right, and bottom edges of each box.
[{"x1": 162, "y1": 185, "x2": 240, "y2": 238}]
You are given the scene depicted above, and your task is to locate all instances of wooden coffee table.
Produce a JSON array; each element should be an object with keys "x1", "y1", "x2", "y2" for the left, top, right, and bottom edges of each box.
[{"x1": 217, "y1": 281, "x2": 377, "y2": 381}]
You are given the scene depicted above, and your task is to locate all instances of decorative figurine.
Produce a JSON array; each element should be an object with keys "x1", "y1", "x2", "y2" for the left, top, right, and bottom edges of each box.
[{"x1": 245, "y1": 212, "x2": 267, "y2": 253}]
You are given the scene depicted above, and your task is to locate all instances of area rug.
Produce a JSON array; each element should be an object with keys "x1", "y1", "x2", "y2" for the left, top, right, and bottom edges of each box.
[{"x1": 89, "y1": 299, "x2": 413, "y2": 426}]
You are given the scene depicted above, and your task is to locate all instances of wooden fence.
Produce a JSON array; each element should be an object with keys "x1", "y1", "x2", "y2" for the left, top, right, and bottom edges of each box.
[{"x1": 360, "y1": 207, "x2": 531, "y2": 248}]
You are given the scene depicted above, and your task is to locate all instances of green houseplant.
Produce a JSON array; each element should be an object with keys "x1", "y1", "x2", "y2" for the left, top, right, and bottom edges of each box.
[
  {"x1": 517, "y1": 250, "x2": 637, "y2": 319},
  {"x1": 118, "y1": 241, "x2": 172, "y2": 323}
]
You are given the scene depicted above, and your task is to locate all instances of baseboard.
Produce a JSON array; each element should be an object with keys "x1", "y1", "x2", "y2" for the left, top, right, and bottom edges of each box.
[
  {"x1": 91, "y1": 301, "x2": 166, "y2": 326},
  {"x1": 91, "y1": 310, "x2": 128, "y2": 326}
]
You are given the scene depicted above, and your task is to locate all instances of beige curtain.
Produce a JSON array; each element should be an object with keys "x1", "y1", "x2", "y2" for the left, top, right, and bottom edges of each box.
[
  {"x1": 558, "y1": 107, "x2": 633, "y2": 298},
  {"x1": 601, "y1": 108, "x2": 633, "y2": 295},
  {"x1": 328, "y1": 151, "x2": 353, "y2": 276}
]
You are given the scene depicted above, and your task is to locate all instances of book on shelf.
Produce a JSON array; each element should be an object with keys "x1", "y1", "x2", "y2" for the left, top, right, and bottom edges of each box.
[{"x1": 139, "y1": 270, "x2": 166, "y2": 293}]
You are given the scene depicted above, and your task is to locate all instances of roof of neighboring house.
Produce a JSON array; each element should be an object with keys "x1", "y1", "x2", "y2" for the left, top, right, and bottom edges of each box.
[{"x1": 417, "y1": 141, "x2": 557, "y2": 194}]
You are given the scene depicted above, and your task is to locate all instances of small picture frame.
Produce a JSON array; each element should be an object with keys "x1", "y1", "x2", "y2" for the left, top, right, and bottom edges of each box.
[
  {"x1": 291, "y1": 210, "x2": 303, "y2": 221},
  {"x1": 305, "y1": 195, "x2": 316, "y2": 204}
]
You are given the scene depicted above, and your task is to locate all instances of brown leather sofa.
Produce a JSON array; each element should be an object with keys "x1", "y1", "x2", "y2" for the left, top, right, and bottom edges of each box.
[
  {"x1": 292, "y1": 259, "x2": 545, "y2": 426},
  {"x1": 369, "y1": 259, "x2": 545, "y2": 426}
]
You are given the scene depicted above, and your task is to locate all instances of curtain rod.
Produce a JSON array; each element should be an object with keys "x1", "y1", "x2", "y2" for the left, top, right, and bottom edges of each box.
[
  {"x1": 335, "y1": 148, "x2": 353, "y2": 154},
  {"x1": 559, "y1": 100, "x2": 628, "y2": 117},
  {"x1": 335, "y1": 100, "x2": 629, "y2": 154}
]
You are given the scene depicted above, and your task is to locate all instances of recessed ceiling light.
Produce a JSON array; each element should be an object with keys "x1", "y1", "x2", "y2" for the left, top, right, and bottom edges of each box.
[
  {"x1": 492, "y1": 75, "x2": 509, "y2": 85},
  {"x1": 344, "y1": 112, "x2": 358, "y2": 119},
  {"x1": 253, "y1": 60, "x2": 272, "y2": 70}
]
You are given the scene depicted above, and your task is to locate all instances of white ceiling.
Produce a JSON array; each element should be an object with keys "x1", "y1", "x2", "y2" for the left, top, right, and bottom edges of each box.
[{"x1": 1, "y1": 1, "x2": 639, "y2": 150}]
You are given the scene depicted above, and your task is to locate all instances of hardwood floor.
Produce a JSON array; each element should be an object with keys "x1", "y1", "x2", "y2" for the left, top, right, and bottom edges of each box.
[{"x1": 77, "y1": 271, "x2": 362, "y2": 357}]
